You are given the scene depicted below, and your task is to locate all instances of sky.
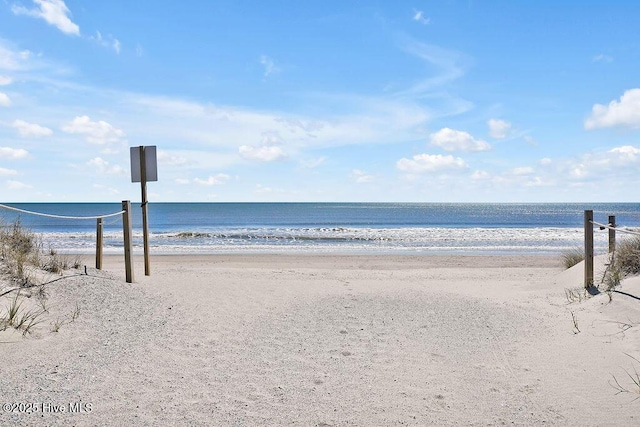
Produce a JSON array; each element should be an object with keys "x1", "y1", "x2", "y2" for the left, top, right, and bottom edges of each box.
[{"x1": 1, "y1": 1, "x2": 640, "y2": 203}]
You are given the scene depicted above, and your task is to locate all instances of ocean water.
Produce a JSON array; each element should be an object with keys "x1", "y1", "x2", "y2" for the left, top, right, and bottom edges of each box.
[{"x1": 1, "y1": 202, "x2": 639, "y2": 255}]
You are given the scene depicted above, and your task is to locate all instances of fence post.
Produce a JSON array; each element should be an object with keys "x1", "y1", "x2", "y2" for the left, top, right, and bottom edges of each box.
[
  {"x1": 608, "y1": 215, "x2": 616, "y2": 255},
  {"x1": 584, "y1": 210, "x2": 594, "y2": 289},
  {"x1": 139, "y1": 146, "x2": 151, "y2": 277},
  {"x1": 96, "y1": 217, "x2": 103, "y2": 270},
  {"x1": 122, "y1": 200, "x2": 134, "y2": 283}
]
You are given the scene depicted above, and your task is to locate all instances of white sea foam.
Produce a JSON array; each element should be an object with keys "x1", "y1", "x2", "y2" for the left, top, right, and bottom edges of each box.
[{"x1": 43, "y1": 226, "x2": 613, "y2": 255}]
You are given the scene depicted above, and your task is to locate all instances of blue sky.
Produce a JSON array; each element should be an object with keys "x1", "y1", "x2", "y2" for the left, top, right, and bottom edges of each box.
[{"x1": 2, "y1": 1, "x2": 640, "y2": 202}]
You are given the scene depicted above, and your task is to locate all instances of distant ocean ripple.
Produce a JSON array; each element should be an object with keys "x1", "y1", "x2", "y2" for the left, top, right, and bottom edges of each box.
[{"x1": 2, "y1": 203, "x2": 639, "y2": 255}]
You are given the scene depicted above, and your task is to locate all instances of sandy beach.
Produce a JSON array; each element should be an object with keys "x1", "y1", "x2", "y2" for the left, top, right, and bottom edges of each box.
[{"x1": 1, "y1": 253, "x2": 639, "y2": 426}]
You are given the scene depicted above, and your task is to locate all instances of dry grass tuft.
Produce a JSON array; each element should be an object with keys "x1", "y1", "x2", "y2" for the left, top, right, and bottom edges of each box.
[
  {"x1": 610, "y1": 353, "x2": 640, "y2": 400},
  {"x1": 0, "y1": 291, "x2": 45, "y2": 336},
  {"x1": 565, "y1": 287, "x2": 588, "y2": 304},
  {"x1": 562, "y1": 247, "x2": 584, "y2": 270},
  {"x1": 614, "y1": 236, "x2": 640, "y2": 276},
  {"x1": 0, "y1": 217, "x2": 83, "y2": 337}
]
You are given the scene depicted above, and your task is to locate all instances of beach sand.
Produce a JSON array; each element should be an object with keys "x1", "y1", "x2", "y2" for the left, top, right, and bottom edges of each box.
[{"x1": 1, "y1": 253, "x2": 639, "y2": 426}]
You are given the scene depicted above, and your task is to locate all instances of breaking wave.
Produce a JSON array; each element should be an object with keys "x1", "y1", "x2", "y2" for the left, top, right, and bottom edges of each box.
[{"x1": 40, "y1": 226, "x2": 614, "y2": 255}]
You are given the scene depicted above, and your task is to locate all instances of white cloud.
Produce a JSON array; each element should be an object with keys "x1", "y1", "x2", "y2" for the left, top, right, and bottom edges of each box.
[
  {"x1": 194, "y1": 174, "x2": 230, "y2": 186},
  {"x1": 0, "y1": 92, "x2": 11, "y2": 107},
  {"x1": 471, "y1": 170, "x2": 490, "y2": 180},
  {"x1": 0, "y1": 76, "x2": 12, "y2": 85},
  {"x1": 430, "y1": 128, "x2": 491, "y2": 152},
  {"x1": 92, "y1": 183, "x2": 120, "y2": 195},
  {"x1": 12, "y1": 0, "x2": 80, "y2": 36},
  {"x1": 89, "y1": 31, "x2": 121, "y2": 54},
  {"x1": 62, "y1": 115, "x2": 126, "y2": 144},
  {"x1": 0, "y1": 167, "x2": 18, "y2": 176},
  {"x1": 585, "y1": 88, "x2": 640, "y2": 130},
  {"x1": 510, "y1": 166, "x2": 534, "y2": 176},
  {"x1": 86, "y1": 157, "x2": 125, "y2": 175},
  {"x1": 299, "y1": 157, "x2": 326, "y2": 169},
  {"x1": 157, "y1": 150, "x2": 188, "y2": 166},
  {"x1": 471, "y1": 145, "x2": 640, "y2": 191},
  {"x1": 4, "y1": 38, "x2": 431, "y2": 157},
  {"x1": 558, "y1": 145, "x2": 640, "y2": 181},
  {"x1": 570, "y1": 164, "x2": 588, "y2": 180},
  {"x1": 260, "y1": 133, "x2": 281, "y2": 145},
  {"x1": 487, "y1": 119, "x2": 511, "y2": 139},
  {"x1": 7, "y1": 180, "x2": 32, "y2": 190},
  {"x1": 239, "y1": 145, "x2": 287, "y2": 162},
  {"x1": 260, "y1": 55, "x2": 280, "y2": 77},
  {"x1": 12, "y1": 119, "x2": 53, "y2": 137},
  {"x1": 396, "y1": 153, "x2": 467, "y2": 174},
  {"x1": 395, "y1": 40, "x2": 468, "y2": 101},
  {"x1": 593, "y1": 54, "x2": 613, "y2": 63},
  {"x1": 609, "y1": 145, "x2": 640, "y2": 158},
  {"x1": 0, "y1": 44, "x2": 33, "y2": 71},
  {"x1": 412, "y1": 10, "x2": 430, "y2": 25},
  {"x1": 523, "y1": 177, "x2": 553, "y2": 187},
  {"x1": 127, "y1": 90, "x2": 430, "y2": 153},
  {"x1": 254, "y1": 184, "x2": 293, "y2": 195},
  {"x1": 539, "y1": 157, "x2": 552, "y2": 165},
  {"x1": 174, "y1": 178, "x2": 190, "y2": 185},
  {"x1": 0, "y1": 146, "x2": 29, "y2": 159},
  {"x1": 350, "y1": 169, "x2": 374, "y2": 183}
]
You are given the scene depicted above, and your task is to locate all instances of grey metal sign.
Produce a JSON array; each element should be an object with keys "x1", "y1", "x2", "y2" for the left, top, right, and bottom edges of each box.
[{"x1": 130, "y1": 146, "x2": 158, "y2": 182}]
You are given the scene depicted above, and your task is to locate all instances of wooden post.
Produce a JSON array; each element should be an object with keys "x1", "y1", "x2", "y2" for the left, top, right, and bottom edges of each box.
[
  {"x1": 584, "y1": 210, "x2": 594, "y2": 289},
  {"x1": 122, "y1": 200, "x2": 134, "y2": 283},
  {"x1": 95, "y1": 217, "x2": 103, "y2": 270},
  {"x1": 608, "y1": 215, "x2": 616, "y2": 254},
  {"x1": 139, "y1": 146, "x2": 150, "y2": 276}
]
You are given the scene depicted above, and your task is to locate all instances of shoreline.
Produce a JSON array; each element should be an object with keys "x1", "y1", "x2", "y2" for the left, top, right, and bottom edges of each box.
[{"x1": 93, "y1": 252, "x2": 563, "y2": 273}]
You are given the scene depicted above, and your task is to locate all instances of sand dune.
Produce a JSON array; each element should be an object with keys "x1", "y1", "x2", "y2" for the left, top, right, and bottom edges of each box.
[{"x1": 1, "y1": 254, "x2": 638, "y2": 426}]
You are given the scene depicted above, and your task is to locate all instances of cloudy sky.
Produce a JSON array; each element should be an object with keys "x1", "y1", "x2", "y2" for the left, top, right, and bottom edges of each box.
[{"x1": 1, "y1": 1, "x2": 640, "y2": 202}]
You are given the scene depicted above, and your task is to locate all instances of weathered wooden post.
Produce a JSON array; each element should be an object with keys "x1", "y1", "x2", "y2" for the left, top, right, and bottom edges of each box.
[
  {"x1": 139, "y1": 146, "x2": 150, "y2": 276},
  {"x1": 130, "y1": 146, "x2": 157, "y2": 277},
  {"x1": 608, "y1": 215, "x2": 616, "y2": 254},
  {"x1": 584, "y1": 210, "x2": 594, "y2": 289},
  {"x1": 96, "y1": 217, "x2": 103, "y2": 270},
  {"x1": 122, "y1": 200, "x2": 134, "y2": 283}
]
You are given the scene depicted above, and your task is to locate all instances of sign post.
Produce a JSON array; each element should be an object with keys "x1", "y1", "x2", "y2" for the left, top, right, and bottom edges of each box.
[
  {"x1": 130, "y1": 146, "x2": 158, "y2": 276},
  {"x1": 122, "y1": 200, "x2": 134, "y2": 283}
]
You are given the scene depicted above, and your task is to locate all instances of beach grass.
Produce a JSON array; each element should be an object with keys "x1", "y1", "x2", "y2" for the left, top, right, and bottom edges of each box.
[
  {"x1": 593, "y1": 236, "x2": 640, "y2": 292},
  {"x1": 610, "y1": 353, "x2": 640, "y2": 400},
  {"x1": 0, "y1": 291, "x2": 45, "y2": 336},
  {"x1": 570, "y1": 310, "x2": 580, "y2": 334},
  {"x1": 614, "y1": 236, "x2": 640, "y2": 276},
  {"x1": 562, "y1": 247, "x2": 584, "y2": 269},
  {"x1": 564, "y1": 287, "x2": 587, "y2": 303},
  {"x1": 0, "y1": 218, "x2": 80, "y2": 337},
  {"x1": 0, "y1": 218, "x2": 81, "y2": 285}
]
